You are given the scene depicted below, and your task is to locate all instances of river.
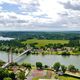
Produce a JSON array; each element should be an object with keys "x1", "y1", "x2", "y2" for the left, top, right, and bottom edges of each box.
[{"x1": 0, "y1": 51, "x2": 80, "y2": 69}]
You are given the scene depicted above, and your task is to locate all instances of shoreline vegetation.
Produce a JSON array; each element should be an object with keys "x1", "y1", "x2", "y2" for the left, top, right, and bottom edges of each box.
[{"x1": 0, "y1": 39, "x2": 80, "y2": 55}]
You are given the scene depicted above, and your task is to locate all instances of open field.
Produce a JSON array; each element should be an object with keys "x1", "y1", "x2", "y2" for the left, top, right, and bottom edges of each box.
[
  {"x1": 32, "y1": 75, "x2": 80, "y2": 80},
  {"x1": 59, "y1": 75, "x2": 80, "y2": 80},
  {"x1": 22, "y1": 39, "x2": 69, "y2": 47}
]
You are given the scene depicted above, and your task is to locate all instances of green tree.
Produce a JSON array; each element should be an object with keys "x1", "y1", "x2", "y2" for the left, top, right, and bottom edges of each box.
[
  {"x1": 21, "y1": 63, "x2": 32, "y2": 70},
  {"x1": 44, "y1": 65, "x2": 48, "y2": 69},
  {"x1": 26, "y1": 64, "x2": 32, "y2": 70},
  {"x1": 0, "y1": 68, "x2": 10, "y2": 80},
  {"x1": 18, "y1": 48, "x2": 24, "y2": 53},
  {"x1": 36, "y1": 62, "x2": 43, "y2": 69},
  {"x1": 68, "y1": 40, "x2": 79, "y2": 47},
  {"x1": 0, "y1": 60, "x2": 5, "y2": 66},
  {"x1": 9, "y1": 62, "x2": 18, "y2": 66},
  {"x1": 14, "y1": 48, "x2": 19, "y2": 53},
  {"x1": 61, "y1": 51, "x2": 70, "y2": 55},
  {"x1": 53, "y1": 62, "x2": 60, "y2": 72},
  {"x1": 17, "y1": 71, "x2": 25, "y2": 80},
  {"x1": 9, "y1": 72, "x2": 15, "y2": 79},
  {"x1": 21, "y1": 63, "x2": 27, "y2": 67},
  {"x1": 0, "y1": 68, "x2": 15, "y2": 80},
  {"x1": 0, "y1": 68, "x2": 5, "y2": 80},
  {"x1": 61, "y1": 65, "x2": 67, "y2": 73},
  {"x1": 68, "y1": 65, "x2": 78, "y2": 72}
]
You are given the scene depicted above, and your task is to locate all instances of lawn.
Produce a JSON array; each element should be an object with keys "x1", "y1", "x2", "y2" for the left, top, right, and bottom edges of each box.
[
  {"x1": 32, "y1": 77, "x2": 39, "y2": 80},
  {"x1": 59, "y1": 75, "x2": 80, "y2": 80},
  {"x1": 22, "y1": 39, "x2": 69, "y2": 47}
]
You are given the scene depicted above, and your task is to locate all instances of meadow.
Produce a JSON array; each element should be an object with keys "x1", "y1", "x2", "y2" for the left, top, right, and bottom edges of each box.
[
  {"x1": 59, "y1": 75, "x2": 80, "y2": 80},
  {"x1": 22, "y1": 39, "x2": 69, "y2": 47}
]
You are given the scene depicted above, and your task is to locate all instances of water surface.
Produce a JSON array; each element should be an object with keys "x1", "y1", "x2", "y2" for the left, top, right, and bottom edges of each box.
[{"x1": 0, "y1": 51, "x2": 80, "y2": 69}]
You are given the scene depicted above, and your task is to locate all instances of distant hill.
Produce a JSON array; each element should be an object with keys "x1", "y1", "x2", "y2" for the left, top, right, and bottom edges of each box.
[{"x1": 0, "y1": 31, "x2": 80, "y2": 40}]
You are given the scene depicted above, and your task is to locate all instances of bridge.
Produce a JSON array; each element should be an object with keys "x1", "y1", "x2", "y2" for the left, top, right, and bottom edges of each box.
[{"x1": 2, "y1": 49, "x2": 31, "y2": 68}]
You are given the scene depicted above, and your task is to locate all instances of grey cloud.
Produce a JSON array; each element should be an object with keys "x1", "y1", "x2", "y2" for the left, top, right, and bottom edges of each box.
[
  {"x1": 0, "y1": 19, "x2": 28, "y2": 24},
  {"x1": 19, "y1": 0, "x2": 40, "y2": 13},
  {"x1": 59, "y1": 1, "x2": 80, "y2": 10},
  {"x1": 28, "y1": 1, "x2": 40, "y2": 12},
  {"x1": 31, "y1": 20, "x2": 66, "y2": 29},
  {"x1": 9, "y1": 15, "x2": 17, "y2": 19},
  {"x1": 33, "y1": 14, "x2": 48, "y2": 18},
  {"x1": 58, "y1": 12, "x2": 68, "y2": 17},
  {"x1": 26, "y1": 4, "x2": 39, "y2": 12}
]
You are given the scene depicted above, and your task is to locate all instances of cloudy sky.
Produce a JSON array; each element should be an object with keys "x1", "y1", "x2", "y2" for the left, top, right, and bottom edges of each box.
[{"x1": 0, "y1": 0, "x2": 80, "y2": 31}]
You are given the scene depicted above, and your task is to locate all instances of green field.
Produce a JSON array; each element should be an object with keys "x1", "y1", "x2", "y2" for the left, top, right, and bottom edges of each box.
[
  {"x1": 32, "y1": 76, "x2": 80, "y2": 80},
  {"x1": 59, "y1": 75, "x2": 80, "y2": 80},
  {"x1": 22, "y1": 39, "x2": 69, "y2": 47}
]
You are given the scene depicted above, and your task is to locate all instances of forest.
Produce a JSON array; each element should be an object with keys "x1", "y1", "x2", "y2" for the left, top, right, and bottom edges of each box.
[{"x1": 0, "y1": 31, "x2": 80, "y2": 40}]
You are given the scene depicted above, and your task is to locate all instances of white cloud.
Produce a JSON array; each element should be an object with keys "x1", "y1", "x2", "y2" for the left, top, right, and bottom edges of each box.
[
  {"x1": 38, "y1": 0, "x2": 65, "y2": 22},
  {"x1": 0, "y1": 0, "x2": 18, "y2": 4},
  {"x1": 0, "y1": 0, "x2": 80, "y2": 31},
  {"x1": 19, "y1": 0, "x2": 32, "y2": 4}
]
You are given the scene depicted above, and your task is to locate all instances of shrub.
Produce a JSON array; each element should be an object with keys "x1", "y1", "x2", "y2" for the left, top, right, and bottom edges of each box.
[
  {"x1": 36, "y1": 62, "x2": 43, "y2": 69},
  {"x1": 53, "y1": 62, "x2": 60, "y2": 72}
]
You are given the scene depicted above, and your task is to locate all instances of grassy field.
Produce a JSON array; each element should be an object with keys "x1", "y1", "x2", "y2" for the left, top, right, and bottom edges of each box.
[
  {"x1": 22, "y1": 39, "x2": 69, "y2": 47},
  {"x1": 32, "y1": 76, "x2": 80, "y2": 80},
  {"x1": 32, "y1": 75, "x2": 80, "y2": 80},
  {"x1": 32, "y1": 77, "x2": 39, "y2": 80},
  {"x1": 59, "y1": 75, "x2": 80, "y2": 80}
]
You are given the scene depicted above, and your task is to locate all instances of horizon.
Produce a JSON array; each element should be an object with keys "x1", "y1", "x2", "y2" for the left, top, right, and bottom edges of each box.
[{"x1": 0, "y1": 30, "x2": 80, "y2": 32}]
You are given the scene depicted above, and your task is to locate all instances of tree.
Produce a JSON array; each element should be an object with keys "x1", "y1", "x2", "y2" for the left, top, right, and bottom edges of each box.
[
  {"x1": 18, "y1": 48, "x2": 24, "y2": 53},
  {"x1": 53, "y1": 62, "x2": 60, "y2": 72},
  {"x1": 0, "y1": 68, "x2": 11, "y2": 80},
  {"x1": 0, "y1": 60, "x2": 5, "y2": 66},
  {"x1": 68, "y1": 40, "x2": 79, "y2": 47},
  {"x1": 61, "y1": 51, "x2": 70, "y2": 55},
  {"x1": 9, "y1": 72, "x2": 15, "y2": 79},
  {"x1": 68, "y1": 65, "x2": 78, "y2": 72},
  {"x1": 17, "y1": 71, "x2": 25, "y2": 80},
  {"x1": 21, "y1": 63, "x2": 27, "y2": 67},
  {"x1": 61, "y1": 65, "x2": 67, "y2": 73},
  {"x1": 45, "y1": 43, "x2": 53, "y2": 48},
  {"x1": 0, "y1": 68, "x2": 15, "y2": 80},
  {"x1": 14, "y1": 48, "x2": 19, "y2": 53},
  {"x1": 21, "y1": 63, "x2": 32, "y2": 70},
  {"x1": 26, "y1": 64, "x2": 32, "y2": 70},
  {"x1": 9, "y1": 62, "x2": 18, "y2": 66},
  {"x1": 0, "y1": 68, "x2": 5, "y2": 80},
  {"x1": 36, "y1": 62, "x2": 43, "y2": 69},
  {"x1": 44, "y1": 65, "x2": 48, "y2": 69},
  {"x1": 3, "y1": 78, "x2": 12, "y2": 80}
]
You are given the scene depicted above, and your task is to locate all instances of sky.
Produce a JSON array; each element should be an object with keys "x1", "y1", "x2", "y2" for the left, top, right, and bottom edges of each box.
[{"x1": 0, "y1": 0, "x2": 80, "y2": 31}]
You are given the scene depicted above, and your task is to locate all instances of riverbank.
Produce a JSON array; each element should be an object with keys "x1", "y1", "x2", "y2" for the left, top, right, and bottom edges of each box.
[
  {"x1": 0, "y1": 39, "x2": 80, "y2": 55},
  {"x1": 22, "y1": 39, "x2": 80, "y2": 55}
]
